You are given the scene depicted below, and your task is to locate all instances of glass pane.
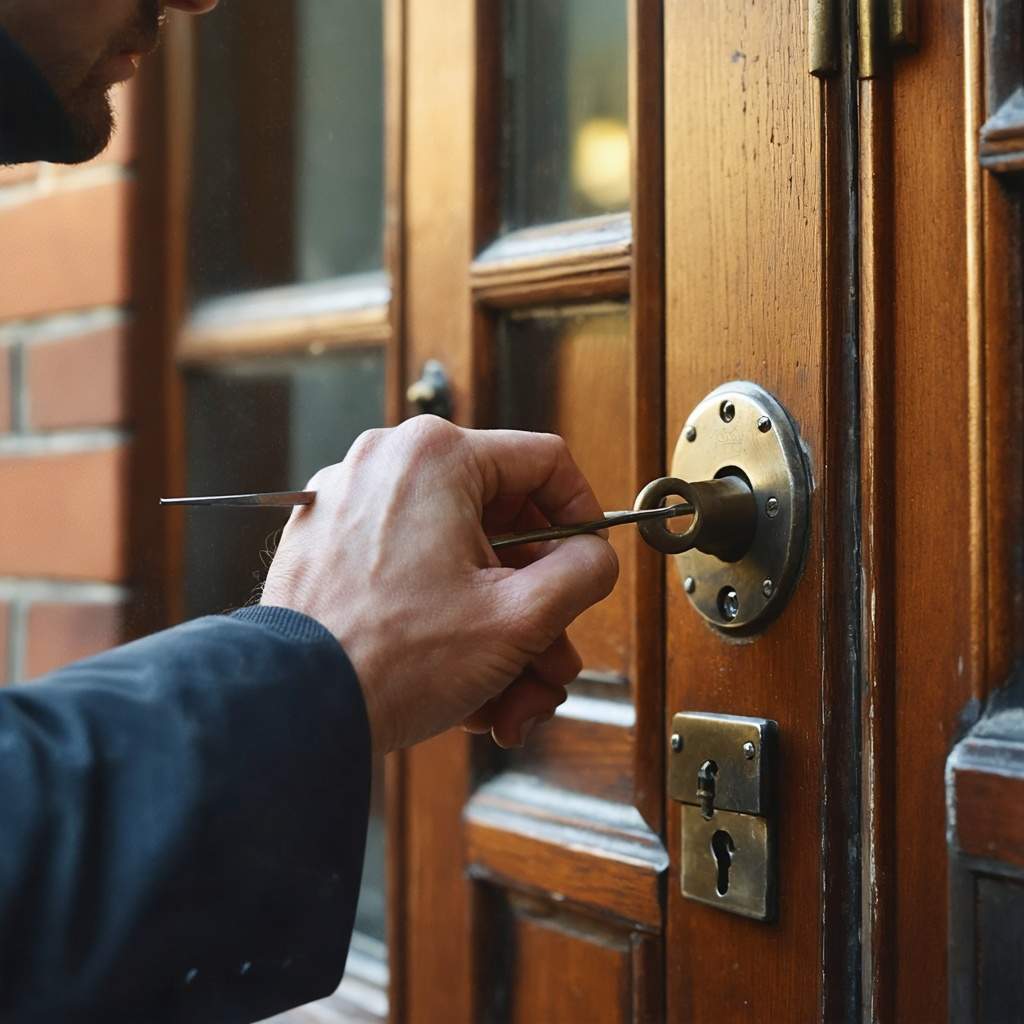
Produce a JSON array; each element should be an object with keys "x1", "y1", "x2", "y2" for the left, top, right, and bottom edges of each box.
[
  {"x1": 190, "y1": 0, "x2": 385, "y2": 300},
  {"x1": 497, "y1": 305, "x2": 633, "y2": 680},
  {"x1": 183, "y1": 350, "x2": 388, "y2": 944},
  {"x1": 503, "y1": 0, "x2": 629, "y2": 229}
]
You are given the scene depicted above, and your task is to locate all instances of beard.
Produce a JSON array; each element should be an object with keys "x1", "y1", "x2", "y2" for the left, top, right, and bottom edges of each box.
[{"x1": 26, "y1": 0, "x2": 161, "y2": 165}]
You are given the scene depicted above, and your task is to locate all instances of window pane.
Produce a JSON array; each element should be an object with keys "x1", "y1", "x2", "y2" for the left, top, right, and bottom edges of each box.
[
  {"x1": 503, "y1": 0, "x2": 629, "y2": 229},
  {"x1": 497, "y1": 305, "x2": 633, "y2": 680},
  {"x1": 190, "y1": 0, "x2": 385, "y2": 300},
  {"x1": 183, "y1": 351, "x2": 388, "y2": 946}
]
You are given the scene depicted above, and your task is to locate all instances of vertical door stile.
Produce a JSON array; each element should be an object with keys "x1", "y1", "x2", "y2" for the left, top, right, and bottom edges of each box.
[
  {"x1": 663, "y1": 0, "x2": 859, "y2": 1017},
  {"x1": 401, "y1": 0, "x2": 478, "y2": 1020}
]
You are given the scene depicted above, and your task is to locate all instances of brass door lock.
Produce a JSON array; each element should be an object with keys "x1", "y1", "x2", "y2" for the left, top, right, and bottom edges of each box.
[
  {"x1": 635, "y1": 382, "x2": 810, "y2": 634},
  {"x1": 669, "y1": 712, "x2": 779, "y2": 922}
]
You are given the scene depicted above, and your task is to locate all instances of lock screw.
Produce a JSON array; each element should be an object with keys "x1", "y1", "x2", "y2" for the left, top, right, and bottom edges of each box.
[
  {"x1": 765, "y1": 496, "x2": 780, "y2": 518},
  {"x1": 757, "y1": 415, "x2": 772, "y2": 433},
  {"x1": 671, "y1": 732, "x2": 683, "y2": 753},
  {"x1": 743, "y1": 741, "x2": 756, "y2": 760},
  {"x1": 762, "y1": 578, "x2": 775, "y2": 598},
  {"x1": 684, "y1": 425, "x2": 697, "y2": 443},
  {"x1": 684, "y1": 576, "x2": 696, "y2": 594},
  {"x1": 719, "y1": 400, "x2": 736, "y2": 423}
]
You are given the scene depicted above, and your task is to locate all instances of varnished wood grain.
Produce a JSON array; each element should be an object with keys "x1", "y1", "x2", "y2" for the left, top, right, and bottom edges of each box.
[
  {"x1": 627, "y1": 0, "x2": 667, "y2": 839},
  {"x1": 663, "y1": 1, "x2": 840, "y2": 1018},
  {"x1": 465, "y1": 774, "x2": 667, "y2": 930},
  {"x1": 859, "y1": 79, "x2": 897, "y2": 1024},
  {"x1": 471, "y1": 214, "x2": 632, "y2": 295},
  {"x1": 887, "y1": 2, "x2": 979, "y2": 1019},
  {"x1": 400, "y1": 0, "x2": 478, "y2": 1020},
  {"x1": 500, "y1": 695, "x2": 635, "y2": 807},
  {"x1": 506, "y1": 911, "x2": 633, "y2": 1023},
  {"x1": 953, "y1": 764, "x2": 1024, "y2": 870},
  {"x1": 177, "y1": 277, "x2": 392, "y2": 363}
]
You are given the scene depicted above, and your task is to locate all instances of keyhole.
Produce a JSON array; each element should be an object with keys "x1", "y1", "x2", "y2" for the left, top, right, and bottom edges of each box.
[{"x1": 711, "y1": 830, "x2": 736, "y2": 896}]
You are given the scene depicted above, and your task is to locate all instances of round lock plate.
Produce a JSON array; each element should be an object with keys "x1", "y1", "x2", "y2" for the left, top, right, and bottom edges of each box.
[{"x1": 671, "y1": 382, "x2": 809, "y2": 634}]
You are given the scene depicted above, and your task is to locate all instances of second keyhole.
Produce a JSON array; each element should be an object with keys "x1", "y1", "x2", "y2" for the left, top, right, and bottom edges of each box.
[{"x1": 711, "y1": 829, "x2": 736, "y2": 896}]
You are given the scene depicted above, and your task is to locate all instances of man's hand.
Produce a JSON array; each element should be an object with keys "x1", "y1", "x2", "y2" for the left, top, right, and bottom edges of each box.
[{"x1": 260, "y1": 417, "x2": 619, "y2": 754}]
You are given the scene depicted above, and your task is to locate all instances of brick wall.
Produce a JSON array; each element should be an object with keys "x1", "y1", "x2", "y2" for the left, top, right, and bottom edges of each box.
[{"x1": 0, "y1": 86, "x2": 136, "y2": 685}]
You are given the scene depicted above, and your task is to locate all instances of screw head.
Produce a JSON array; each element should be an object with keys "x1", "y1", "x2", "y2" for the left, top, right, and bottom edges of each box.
[
  {"x1": 757, "y1": 415, "x2": 772, "y2": 433},
  {"x1": 671, "y1": 732, "x2": 683, "y2": 753},
  {"x1": 742, "y1": 741, "x2": 756, "y2": 760},
  {"x1": 765, "y1": 496, "x2": 780, "y2": 518},
  {"x1": 762, "y1": 578, "x2": 775, "y2": 598},
  {"x1": 719, "y1": 399, "x2": 736, "y2": 423},
  {"x1": 684, "y1": 425, "x2": 697, "y2": 443},
  {"x1": 683, "y1": 575, "x2": 696, "y2": 594}
]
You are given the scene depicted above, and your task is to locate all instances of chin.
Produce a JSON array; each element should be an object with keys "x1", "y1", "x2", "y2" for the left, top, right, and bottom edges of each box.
[{"x1": 55, "y1": 87, "x2": 116, "y2": 164}]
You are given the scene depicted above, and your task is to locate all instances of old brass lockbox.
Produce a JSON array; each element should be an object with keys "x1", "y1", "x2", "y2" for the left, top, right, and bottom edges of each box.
[{"x1": 668, "y1": 711, "x2": 778, "y2": 921}]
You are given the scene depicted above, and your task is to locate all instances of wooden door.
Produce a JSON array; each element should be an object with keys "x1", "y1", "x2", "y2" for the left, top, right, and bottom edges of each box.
[
  {"x1": 399, "y1": 1, "x2": 667, "y2": 1021},
  {"x1": 395, "y1": 1, "x2": 1024, "y2": 1022}
]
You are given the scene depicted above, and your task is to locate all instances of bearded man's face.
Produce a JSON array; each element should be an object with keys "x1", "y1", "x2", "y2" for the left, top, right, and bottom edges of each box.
[{"x1": 0, "y1": 0, "x2": 218, "y2": 163}]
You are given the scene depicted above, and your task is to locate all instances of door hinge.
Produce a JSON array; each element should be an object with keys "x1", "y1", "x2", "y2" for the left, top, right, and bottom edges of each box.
[{"x1": 809, "y1": 0, "x2": 918, "y2": 78}]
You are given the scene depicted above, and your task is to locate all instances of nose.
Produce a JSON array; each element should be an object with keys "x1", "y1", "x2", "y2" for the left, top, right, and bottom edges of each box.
[{"x1": 164, "y1": 0, "x2": 220, "y2": 13}]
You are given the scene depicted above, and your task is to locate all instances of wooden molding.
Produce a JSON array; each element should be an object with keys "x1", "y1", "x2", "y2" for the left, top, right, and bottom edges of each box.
[
  {"x1": 471, "y1": 213, "x2": 632, "y2": 305},
  {"x1": 177, "y1": 274, "x2": 392, "y2": 363},
  {"x1": 465, "y1": 773, "x2": 668, "y2": 931},
  {"x1": 980, "y1": 87, "x2": 1024, "y2": 173}
]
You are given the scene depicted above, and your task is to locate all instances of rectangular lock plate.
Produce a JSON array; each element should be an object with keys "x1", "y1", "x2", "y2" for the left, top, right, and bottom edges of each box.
[
  {"x1": 668, "y1": 711, "x2": 777, "y2": 815},
  {"x1": 669, "y1": 711, "x2": 778, "y2": 922},
  {"x1": 681, "y1": 805, "x2": 777, "y2": 921}
]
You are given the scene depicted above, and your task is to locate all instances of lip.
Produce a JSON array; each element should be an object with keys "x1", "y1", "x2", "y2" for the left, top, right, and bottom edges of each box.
[{"x1": 94, "y1": 52, "x2": 142, "y2": 86}]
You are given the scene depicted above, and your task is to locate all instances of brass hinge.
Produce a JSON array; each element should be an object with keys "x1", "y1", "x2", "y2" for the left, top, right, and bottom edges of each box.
[{"x1": 809, "y1": 0, "x2": 918, "y2": 78}]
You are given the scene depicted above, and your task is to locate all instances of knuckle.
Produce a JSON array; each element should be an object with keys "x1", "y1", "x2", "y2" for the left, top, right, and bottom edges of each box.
[
  {"x1": 346, "y1": 428, "x2": 387, "y2": 464},
  {"x1": 401, "y1": 414, "x2": 461, "y2": 456},
  {"x1": 593, "y1": 540, "x2": 620, "y2": 596}
]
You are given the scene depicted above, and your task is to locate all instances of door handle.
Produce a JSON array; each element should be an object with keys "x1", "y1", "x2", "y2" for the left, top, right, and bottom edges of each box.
[{"x1": 637, "y1": 382, "x2": 810, "y2": 634}]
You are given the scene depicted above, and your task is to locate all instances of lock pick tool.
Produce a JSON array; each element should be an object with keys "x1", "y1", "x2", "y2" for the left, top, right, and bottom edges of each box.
[{"x1": 160, "y1": 491, "x2": 693, "y2": 551}]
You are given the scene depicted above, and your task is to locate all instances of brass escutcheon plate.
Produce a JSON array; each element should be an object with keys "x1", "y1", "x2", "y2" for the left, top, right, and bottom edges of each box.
[{"x1": 671, "y1": 382, "x2": 810, "y2": 633}]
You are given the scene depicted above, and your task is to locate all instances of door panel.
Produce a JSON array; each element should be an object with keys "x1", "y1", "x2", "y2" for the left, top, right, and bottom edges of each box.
[
  {"x1": 400, "y1": 2, "x2": 666, "y2": 1021},
  {"x1": 663, "y1": 0, "x2": 854, "y2": 1018}
]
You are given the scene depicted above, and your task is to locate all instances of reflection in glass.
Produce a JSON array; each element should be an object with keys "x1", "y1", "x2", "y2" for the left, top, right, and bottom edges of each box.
[
  {"x1": 497, "y1": 305, "x2": 633, "y2": 679},
  {"x1": 190, "y1": 0, "x2": 385, "y2": 299},
  {"x1": 504, "y1": 0, "x2": 629, "y2": 229},
  {"x1": 183, "y1": 350, "x2": 388, "y2": 944}
]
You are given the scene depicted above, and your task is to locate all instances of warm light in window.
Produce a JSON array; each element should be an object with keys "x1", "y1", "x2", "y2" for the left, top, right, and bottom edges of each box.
[{"x1": 572, "y1": 116, "x2": 630, "y2": 210}]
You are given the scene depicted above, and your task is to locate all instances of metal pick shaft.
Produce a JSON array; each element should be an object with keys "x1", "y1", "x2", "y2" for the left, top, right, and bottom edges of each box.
[{"x1": 159, "y1": 492, "x2": 693, "y2": 550}]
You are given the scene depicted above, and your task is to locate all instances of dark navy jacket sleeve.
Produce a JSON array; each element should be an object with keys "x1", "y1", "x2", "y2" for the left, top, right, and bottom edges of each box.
[{"x1": 0, "y1": 607, "x2": 371, "y2": 1024}]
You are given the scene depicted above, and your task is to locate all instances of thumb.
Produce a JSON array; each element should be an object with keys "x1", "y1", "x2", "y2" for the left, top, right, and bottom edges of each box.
[{"x1": 500, "y1": 535, "x2": 619, "y2": 643}]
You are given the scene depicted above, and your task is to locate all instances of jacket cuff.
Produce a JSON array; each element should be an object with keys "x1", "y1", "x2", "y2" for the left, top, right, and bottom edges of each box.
[{"x1": 230, "y1": 605, "x2": 340, "y2": 646}]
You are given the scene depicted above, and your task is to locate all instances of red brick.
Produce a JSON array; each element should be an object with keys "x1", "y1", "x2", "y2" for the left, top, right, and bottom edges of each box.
[
  {"x1": 0, "y1": 348, "x2": 10, "y2": 433},
  {"x1": 0, "y1": 180, "x2": 132, "y2": 321},
  {"x1": 0, "y1": 446, "x2": 127, "y2": 581},
  {"x1": 25, "y1": 601, "x2": 124, "y2": 679},
  {"x1": 26, "y1": 326, "x2": 126, "y2": 431},
  {"x1": 0, "y1": 602, "x2": 9, "y2": 686},
  {"x1": 0, "y1": 164, "x2": 38, "y2": 187}
]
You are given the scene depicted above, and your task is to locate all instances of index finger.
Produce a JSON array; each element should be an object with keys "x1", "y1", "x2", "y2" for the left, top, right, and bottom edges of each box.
[{"x1": 466, "y1": 429, "x2": 603, "y2": 525}]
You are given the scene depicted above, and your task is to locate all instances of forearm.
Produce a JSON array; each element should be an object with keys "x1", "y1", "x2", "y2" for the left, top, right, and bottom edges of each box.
[{"x1": 0, "y1": 609, "x2": 370, "y2": 1023}]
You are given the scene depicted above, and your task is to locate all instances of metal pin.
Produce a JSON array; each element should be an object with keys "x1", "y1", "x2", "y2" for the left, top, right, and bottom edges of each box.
[{"x1": 160, "y1": 491, "x2": 694, "y2": 551}]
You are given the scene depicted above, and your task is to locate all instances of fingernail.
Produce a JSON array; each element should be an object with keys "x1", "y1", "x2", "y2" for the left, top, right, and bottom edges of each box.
[{"x1": 516, "y1": 716, "x2": 540, "y2": 747}]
